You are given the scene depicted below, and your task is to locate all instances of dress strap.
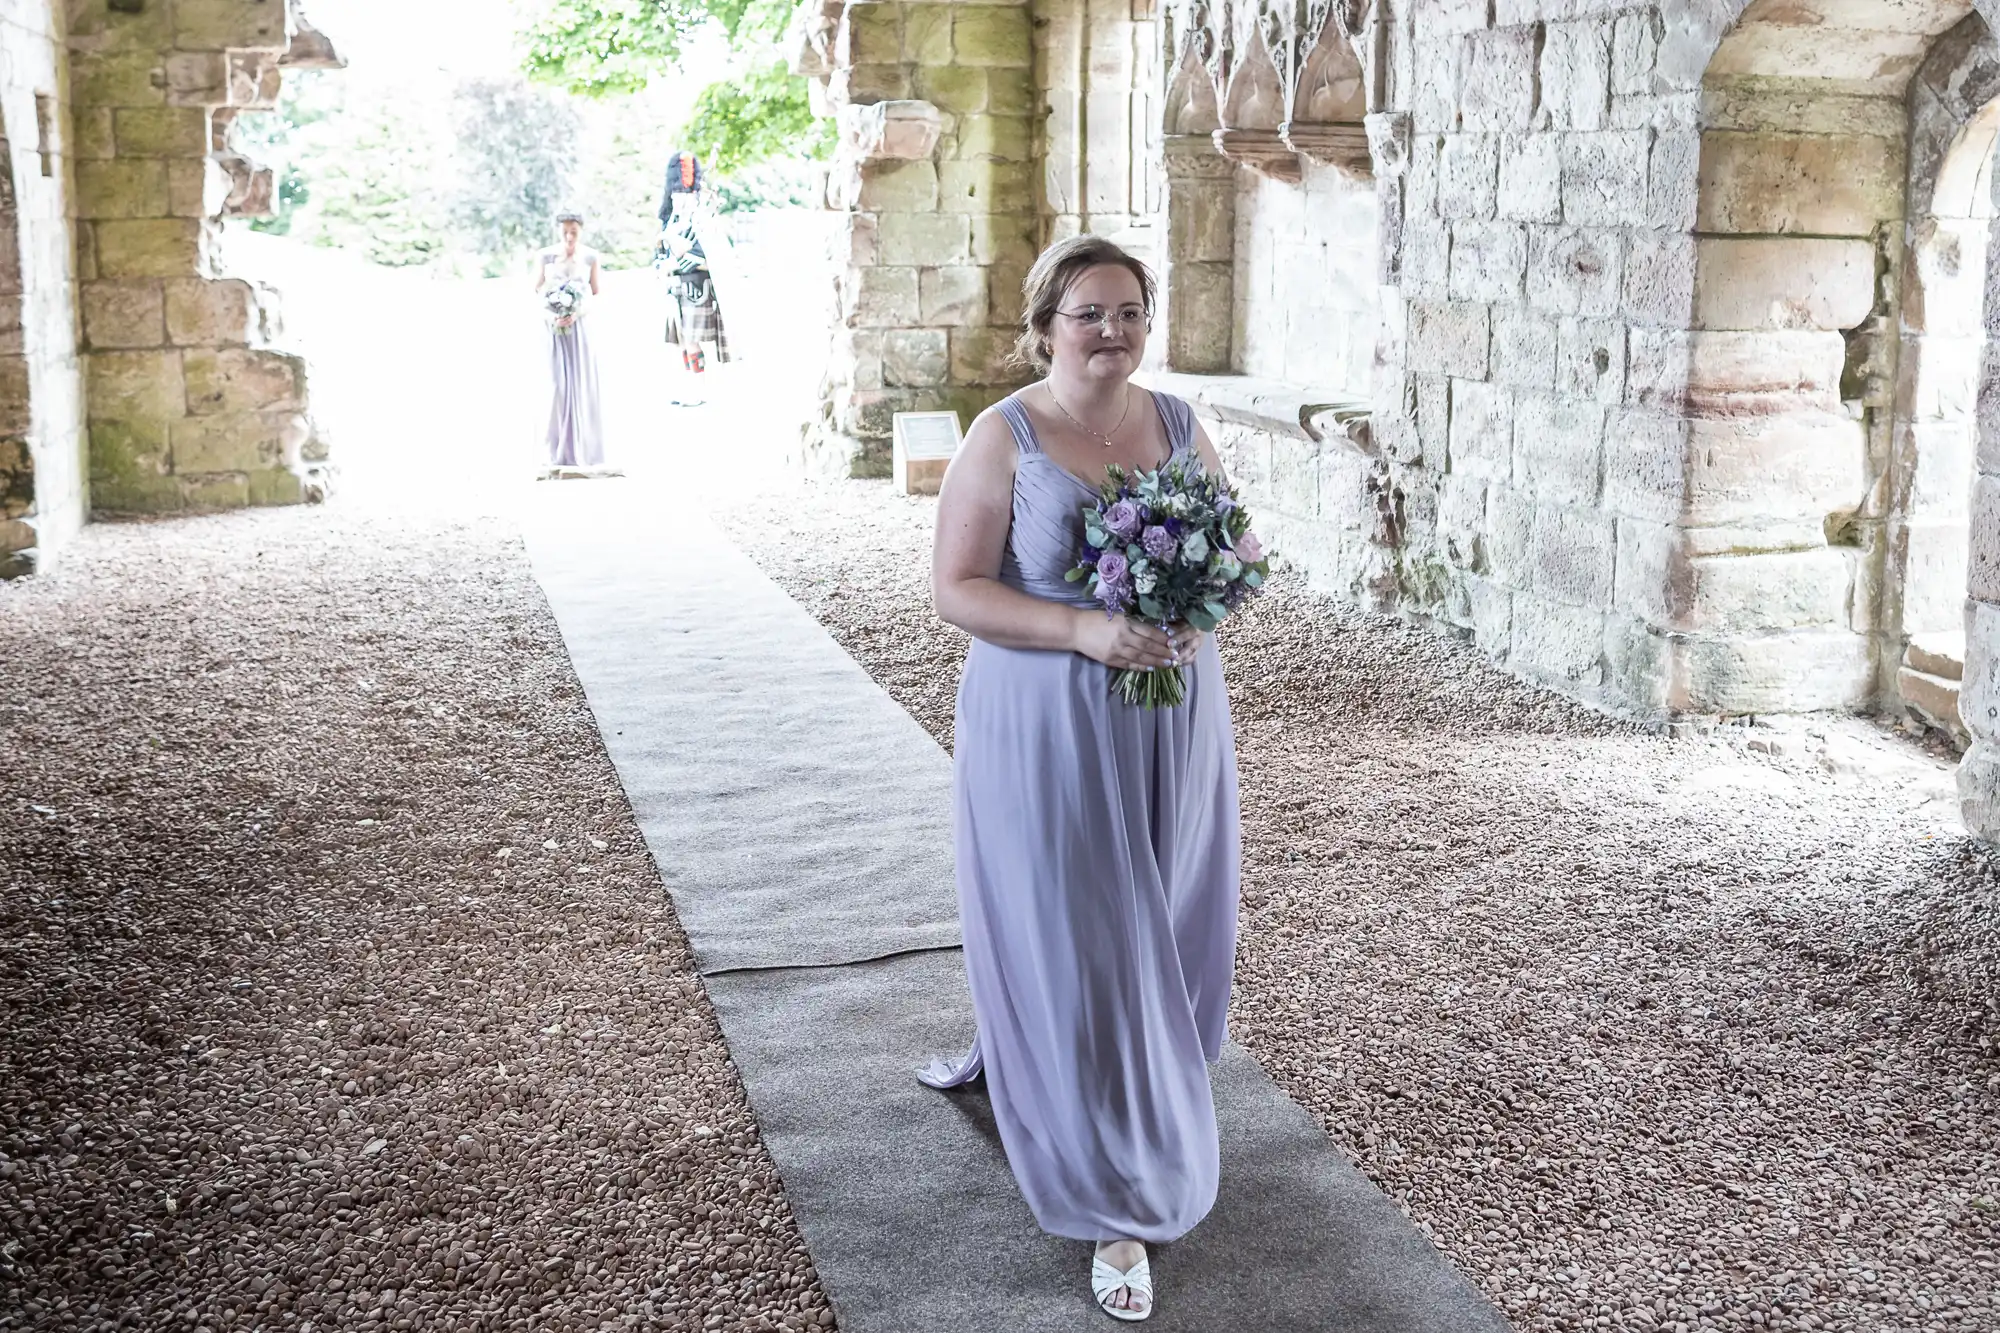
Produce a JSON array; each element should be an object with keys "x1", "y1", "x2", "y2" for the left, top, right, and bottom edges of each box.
[
  {"x1": 994, "y1": 393, "x2": 1044, "y2": 456},
  {"x1": 1156, "y1": 391, "x2": 1196, "y2": 458}
]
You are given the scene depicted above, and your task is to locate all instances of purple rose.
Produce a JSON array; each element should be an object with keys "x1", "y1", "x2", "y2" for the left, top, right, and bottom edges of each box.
[
  {"x1": 1103, "y1": 499, "x2": 1142, "y2": 541},
  {"x1": 1096, "y1": 549, "x2": 1129, "y2": 588},
  {"x1": 1235, "y1": 530, "x2": 1264, "y2": 563},
  {"x1": 1141, "y1": 525, "x2": 1177, "y2": 562}
]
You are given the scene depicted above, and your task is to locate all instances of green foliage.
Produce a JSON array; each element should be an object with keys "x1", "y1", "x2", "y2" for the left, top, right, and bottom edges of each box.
[
  {"x1": 447, "y1": 78, "x2": 584, "y2": 268},
  {"x1": 521, "y1": 0, "x2": 794, "y2": 97},
  {"x1": 302, "y1": 99, "x2": 452, "y2": 267},
  {"x1": 679, "y1": 61, "x2": 833, "y2": 176}
]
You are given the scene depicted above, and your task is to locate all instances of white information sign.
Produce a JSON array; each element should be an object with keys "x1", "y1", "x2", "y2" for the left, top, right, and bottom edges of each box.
[{"x1": 894, "y1": 411, "x2": 963, "y2": 460}]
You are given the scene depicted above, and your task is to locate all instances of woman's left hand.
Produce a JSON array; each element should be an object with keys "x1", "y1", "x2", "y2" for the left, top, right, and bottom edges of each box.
[{"x1": 555, "y1": 315, "x2": 575, "y2": 329}]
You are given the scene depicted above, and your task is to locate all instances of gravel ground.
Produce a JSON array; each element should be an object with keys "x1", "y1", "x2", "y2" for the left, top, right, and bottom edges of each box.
[
  {"x1": 712, "y1": 475, "x2": 2000, "y2": 1333},
  {"x1": 0, "y1": 508, "x2": 832, "y2": 1333}
]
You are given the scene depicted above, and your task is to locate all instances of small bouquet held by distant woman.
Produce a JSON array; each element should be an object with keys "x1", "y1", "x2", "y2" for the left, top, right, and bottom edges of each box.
[
  {"x1": 543, "y1": 279, "x2": 587, "y2": 333},
  {"x1": 1067, "y1": 460, "x2": 1268, "y2": 708}
]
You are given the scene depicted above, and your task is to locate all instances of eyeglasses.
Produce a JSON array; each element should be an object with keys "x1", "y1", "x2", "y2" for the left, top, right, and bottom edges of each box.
[{"x1": 1056, "y1": 305, "x2": 1150, "y2": 331}]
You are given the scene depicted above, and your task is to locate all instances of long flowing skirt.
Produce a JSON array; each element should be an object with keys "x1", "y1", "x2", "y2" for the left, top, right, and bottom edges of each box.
[
  {"x1": 545, "y1": 318, "x2": 604, "y2": 468},
  {"x1": 922, "y1": 635, "x2": 1240, "y2": 1242}
]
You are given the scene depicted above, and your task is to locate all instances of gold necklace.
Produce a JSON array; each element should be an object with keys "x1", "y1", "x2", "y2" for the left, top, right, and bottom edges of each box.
[{"x1": 1049, "y1": 385, "x2": 1131, "y2": 450}]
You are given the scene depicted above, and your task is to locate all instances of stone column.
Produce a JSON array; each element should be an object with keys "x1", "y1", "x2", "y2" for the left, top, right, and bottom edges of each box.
[
  {"x1": 1158, "y1": 133, "x2": 1232, "y2": 372},
  {"x1": 806, "y1": 0, "x2": 1039, "y2": 477},
  {"x1": 68, "y1": 0, "x2": 327, "y2": 512},
  {"x1": 1962, "y1": 211, "x2": 2000, "y2": 836},
  {"x1": 0, "y1": 0, "x2": 87, "y2": 577}
]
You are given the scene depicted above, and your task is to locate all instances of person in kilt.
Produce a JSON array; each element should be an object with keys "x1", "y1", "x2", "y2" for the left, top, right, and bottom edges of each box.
[{"x1": 657, "y1": 192, "x2": 731, "y2": 375}]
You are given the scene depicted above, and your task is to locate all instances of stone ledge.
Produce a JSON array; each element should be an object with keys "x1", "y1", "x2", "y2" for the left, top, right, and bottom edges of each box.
[{"x1": 1138, "y1": 371, "x2": 1371, "y2": 451}]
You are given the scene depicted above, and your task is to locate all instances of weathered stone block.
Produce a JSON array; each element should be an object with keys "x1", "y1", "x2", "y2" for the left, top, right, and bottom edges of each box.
[
  {"x1": 1529, "y1": 503, "x2": 1616, "y2": 608},
  {"x1": 94, "y1": 218, "x2": 207, "y2": 278},
  {"x1": 831, "y1": 62, "x2": 912, "y2": 105},
  {"x1": 1964, "y1": 735, "x2": 2000, "y2": 841},
  {"x1": 878, "y1": 213, "x2": 971, "y2": 266},
  {"x1": 82, "y1": 281, "x2": 166, "y2": 350},
  {"x1": 1415, "y1": 0, "x2": 1490, "y2": 39},
  {"x1": 1684, "y1": 412, "x2": 1867, "y2": 525},
  {"x1": 163, "y1": 51, "x2": 228, "y2": 105},
  {"x1": 1898, "y1": 333, "x2": 1983, "y2": 422},
  {"x1": 247, "y1": 466, "x2": 305, "y2": 506},
  {"x1": 1624, "y1": 325, "x2": 1691, "y2": 411},
  {"x1": 836, "y1": 1, "x2": 902, "y2": 66},
  {"x1": 916, "y1": 64, "x2": 989, "y2": 115},
  {"x1": 1498, "y1": 134, "x2": 1562, "y2": 223},
  {"x1": 985, "y1": 68, "x2": 1037, "y2": 116},
  {"x1": 173, "y1": 0, "x2": 289, "y2": 51},
  {"x1": 1611, "y1": 10, "x2": 1661, "y2": 97},
  {"x1": 939, "y1": 161, "x2": 1033, "y2": 213},
  {"x1": 1448, "y1": 377, "x2": 1512, "y2": 480},
  {"x1": 1491, "y1": 306, "x2": 1558, "y2": 389},
  {"x1": 1512, "y1": 592, "x2": 1607, "y2": 684},
  {"x1": 1618, "y1": 527, "x2": 1851, "y2": 632},
  {"x1": 947, "y1": 113, "x2": 1033, "y2": 163},
  {"x1": 180, "y1": 473, "x2": 251, "y2": 508},
  {"x1": 950, "y1": 326, "x2": 1017, "y2": 384},
  {"x1": 1438, "y1": 135, "x2": 1498, "y2": 220},
  {"x1": 1410, "y1": 302, "x2": 1490, "y2": 379},
  {"x1": 841, "y1": 100, "x2": 944, "y2": 162},
  {"x1": 87, "y1": 349, "x2": 184, "y2": 422},
  {"x1": 904, "y1": 5, "x2": 953, "y2": 64},
  {"x1": 1899, "y1": 521, "x2": 1972, "y2": 634},
  {"x1": 1541, "y1": 20, "x2": 1612, "y2": 131},
  {"x1": 844, "y1": 266, "x2": 921, "y2": 327},
  {"x1": 113, "y1": 106, "x2": 208, "y2": 157},
  {"x1": 1514, "y1": 393, "x2": 1603, "y2": 504},
  {"x1": 1602, "y1": 407, "x2": 1688, "y2": 522},
  {"x1": 1895, "y1": 420, "x2": 1976, "y2": 520},
  {"x1": 78, "y1": 158, "x2": 174, "y2": 221},
  {"x1": 1484, "y1": 483, "x2": 1535, "y2": 585},
  {"x1": 969, "y1": 216, "x2": 1037, "y2": 268},
  {"x1": 952, "y1": 7, "x2": 1031, "y2": 68},
  {"x1": 182, "y1": 348, "x2": 305, "y2": 415},
  {"x1": 1402, "y1": 215, "x2": 1451, "y2": 301},
  {"x1": 1678, "y1": 628, "x2": 1874, "y2": 714},
  {"x1": 74, "y1": 51, "x2": 167, "y2": 108},
  {"x1": 167, "y1": 157, "x2": 231, "y2": 217},
  {"x1": 1693, "y1": 236, "x2": 1877, "y2": 331},
  {"x1": 164, "y1": 277, "x2": 257, "y2": 346},
  {"x1": 1439, "y1": 471, "x2": 1489, "y2": 569},
  {"x1": 1561, "y1": 131, "x2": 1651, "y2": 227},
  {"x1": 170, "y1": 410, "x2": 306, "y2": 472},
  {"x1": 1961, "y1": 602, "x2": 2000, "y2": 739},
  {"x1": 1685, "y1": 330, "x2": 1845, "y2": 413},
  {"x1": 1449, "y1": 220, "x2": 1527, "y2": 302},
  {"x1": 1971, "y1": 475, "x2": 2000, "y2": 603},
  {"x1": 1462, "y1": 28, "x2": 1538, "y2": 133},
  {"x1": 882, "y1": 329, "x2": 950, "y2": 387},
  {"x1": 1696, "y1": 131, "x2": 1904, "y2": 236},
  {"x1": 919, "y1": 265, "x2": 988, "y2": 325},
  {"x1": 854, "y1": 160, "x2": 941, "y2": 212},
  {"x1": 1556, "y1": 317, "x2": 1625, "y2": 404},
  {"x1": 74, "y1": 108, "x2": 116, "y2": 161},
  {"x1": 1646, "y1": 128, "x2": 1699, "y2": 230},
  {"x1": 1622, "y1": 229, "x2": 1695, "y2": 326},
  {"x1": 1529, "y1": 227, "x2": 1623, "y2": 316},
  {"x1": 831, "y1": 328, "x2": 885, "y2": 391}
]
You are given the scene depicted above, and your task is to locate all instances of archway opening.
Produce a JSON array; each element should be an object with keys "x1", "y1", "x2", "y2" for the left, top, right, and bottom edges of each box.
[{"x1": 1689, "y1": 0, "x2": 1984, "y2": 731}]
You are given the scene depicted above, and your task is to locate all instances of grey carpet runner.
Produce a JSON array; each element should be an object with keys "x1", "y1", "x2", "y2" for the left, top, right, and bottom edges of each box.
[{"x1": 525, "y1": 481, "x2": 1511, "y2": 1333}]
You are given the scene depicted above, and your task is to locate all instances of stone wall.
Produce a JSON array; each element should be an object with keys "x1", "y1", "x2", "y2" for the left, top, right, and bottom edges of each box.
[
  {"x1": 796, "y1": 0, "x2": 1043, "y2": 476},
  {"x1": 69, "y1": 0, "x2": 330, "y2": 512},
  {"x1": 0, "y1": 0, "x2": 86, "y2": 576}
]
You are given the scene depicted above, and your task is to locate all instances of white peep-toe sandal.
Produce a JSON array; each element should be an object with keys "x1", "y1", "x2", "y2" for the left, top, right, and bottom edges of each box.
[{"x1": 1091, "y1": 1252, "x2": 1154, "y2": 1322}]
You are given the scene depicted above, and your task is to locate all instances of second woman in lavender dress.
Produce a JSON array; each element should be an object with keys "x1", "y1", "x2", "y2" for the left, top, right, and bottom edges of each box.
[
  {"x1": 925, "y1": 235, "x2": 1242, "y2": 1322},
  {"x1": 533, "y1": 211, "x2": 604, "y2": 472}
]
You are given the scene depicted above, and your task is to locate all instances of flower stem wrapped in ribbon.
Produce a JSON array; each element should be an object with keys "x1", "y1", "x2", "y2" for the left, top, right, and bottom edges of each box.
[{"x1": 1066, "y1": 460, "x2": 1269, "y2": 708}]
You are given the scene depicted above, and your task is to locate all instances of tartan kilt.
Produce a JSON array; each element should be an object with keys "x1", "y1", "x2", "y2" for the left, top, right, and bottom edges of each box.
[{"x1": 668, "y1": 272, "x2": 731, "y2": 363}]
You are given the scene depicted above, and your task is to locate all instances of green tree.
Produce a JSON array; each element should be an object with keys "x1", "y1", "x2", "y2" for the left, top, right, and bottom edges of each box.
[
  {"x1": 679, "y1": 61, "x2": 832, "y2": 176},
  {"x1": 448, "y1": 78, "x2": 584, "y2": 267},
  {"x1": 518, "y1": 0, "x2": 830, "y2": 182}
]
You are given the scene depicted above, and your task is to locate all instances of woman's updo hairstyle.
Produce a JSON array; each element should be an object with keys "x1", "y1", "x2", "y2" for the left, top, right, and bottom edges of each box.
[
  {"x1": 1014, "y1": 234, "x2": 1156, "y2": 374},
  {"x1": 555, "y1": 210, "x2": 586, "y2": 226}
]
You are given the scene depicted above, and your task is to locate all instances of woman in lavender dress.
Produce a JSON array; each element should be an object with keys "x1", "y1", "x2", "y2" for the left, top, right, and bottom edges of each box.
[
  {"x1": 533, "y1": 211, "x2": 604, "y2": 471},
  {"x1": 925, "y1": 235, "x2": 1241, "y2": 1321}
]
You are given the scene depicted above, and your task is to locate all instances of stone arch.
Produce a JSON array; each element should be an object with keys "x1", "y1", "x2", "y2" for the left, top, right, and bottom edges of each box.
[
  {"x1": 1887, "y1": 14, "x2": 2000, "y2": 746},
  {"x1": 1164, "y1": 40, "x2": 1222, "y2": 138},
  {"x1": 1219, "y1": 26, "x2": 1285, "y2": 133},
  {"x1": 1681, "y1": 0, "x2": 2000, "y2": 835},
  {"x1": 1290, "y1": 15, "x2": 1364, "y2": 125}
]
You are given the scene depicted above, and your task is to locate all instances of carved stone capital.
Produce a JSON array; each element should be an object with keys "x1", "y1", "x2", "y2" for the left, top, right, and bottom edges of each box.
[
  {"x1": 1280, "y1": 121, "x2": 1369, "y2": 174},
  {"x1": 1212, "y1": 128, "x2": 1301, "y2": 183},
  {"x1": 1162, "y1": 134, "x2": 1236, "y2": 181}
]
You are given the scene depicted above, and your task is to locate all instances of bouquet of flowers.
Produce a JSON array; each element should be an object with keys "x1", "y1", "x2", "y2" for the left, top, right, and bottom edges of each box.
[
  {"x1": 543, "y1": 279, "x2": 587, "y2": 332},
  {"x1": 1066, "y1": 459, "x2": 1268, "y2": 708}
]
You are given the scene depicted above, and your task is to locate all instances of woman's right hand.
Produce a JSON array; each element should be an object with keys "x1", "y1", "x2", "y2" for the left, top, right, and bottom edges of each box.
[{"x1": 1071, "y1": 611, "x2": 1178, "y2": 671}]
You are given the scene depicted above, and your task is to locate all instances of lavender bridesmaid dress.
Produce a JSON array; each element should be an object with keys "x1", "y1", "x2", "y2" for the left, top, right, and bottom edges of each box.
[
  {"x1": 921, "y1": 389, "x2": 1242, "y2": 1243},
  {"x1": 542, "y1": 248, "x2": 604, "y2": 468}
]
